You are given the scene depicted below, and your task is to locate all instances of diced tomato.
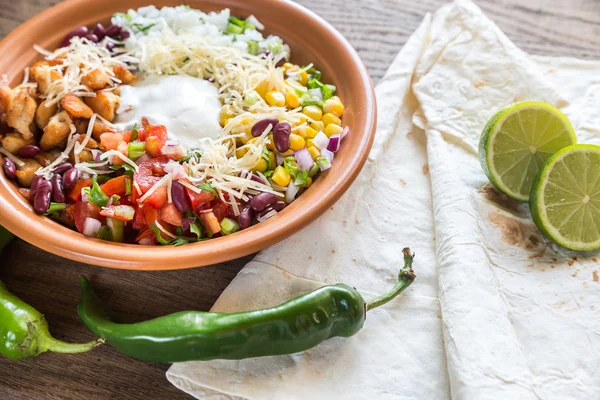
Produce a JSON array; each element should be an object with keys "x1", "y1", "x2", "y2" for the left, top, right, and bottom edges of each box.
[
  {"x1": 160, "y1": 203, "x2": 183, "y2": 226},
  {"x1": 99, "y1": 132, "x2": 124, "y2": 151},
  {"x1": 132, "y1": 205, "x2": 146, "y2": 231},
  {"x1": 123, "y1": 131, "x2": 132, "y2": 143},
  {"x1": 142, "y1": 205, "x2": 158, "y2": 227},
  {"x1": 137, "y1": 127, "x2": 148, "y2": 141},
  {"x1": 143, "y1": 186, "x2": 166, "y2": 209},
  {"x1": 200, "y1": 211, "x2": 221, "y2": 235},
  {"x1": 99, "y1": 205, "x2": 135, "y2": 222},
  {"x1": 74, "y1": 201, "x2": 102, "y2": 233},
  {"x1": 133, "y1": 156, "x2": 171, "y2": 208},
  {"x1": 101, "y1": 176, "x2": 131, "y2": 198},
  {"x1": 211, "y1": 200, "x2": 229, "y2": 222},
  {"x1": 68, "y1": 178, "x2": 92, "y2": 202},
  {"x1": 112, "y1": 141, "x2": 129, "y2": 165},
  {"x1": 144, "y1": 124, "x2": 167, "y2": 157},
  {"x1": 186, "y1": 188, "x2": 215, "y2": 212}
]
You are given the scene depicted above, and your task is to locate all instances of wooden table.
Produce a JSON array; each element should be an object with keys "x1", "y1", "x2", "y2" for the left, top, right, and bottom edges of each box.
[{"x1": 1, "y1": 0, "x2": 598, "y2": 398}]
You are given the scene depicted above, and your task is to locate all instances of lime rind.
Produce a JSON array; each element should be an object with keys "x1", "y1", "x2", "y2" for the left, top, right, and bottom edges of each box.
[
  {"x1": 479, "y1": 102, "x2": 576, "y2": 202},
  {"x1": 530, "y1": 144, "x2": 600, "y2": 251}
]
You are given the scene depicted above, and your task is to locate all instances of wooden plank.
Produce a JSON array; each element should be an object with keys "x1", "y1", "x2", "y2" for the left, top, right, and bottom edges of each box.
[{"x1": 0, "y1": 0, "x2": 598, "y2": 398}]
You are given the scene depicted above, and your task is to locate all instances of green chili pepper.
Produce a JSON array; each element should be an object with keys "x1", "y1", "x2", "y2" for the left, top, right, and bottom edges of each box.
[
  {"x1": 77, "y1": 249, "x2": 416, "y2": 363},
  {"x1": 89, "y1": 176, "x2": 109, "y2": 207}
]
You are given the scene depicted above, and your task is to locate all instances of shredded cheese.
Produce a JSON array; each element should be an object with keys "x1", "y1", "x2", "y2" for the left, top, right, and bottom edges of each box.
[
  {"x1": 99, "y1": 150, "x2": 139, "y2": 172},
  {"x1": 155, "y1": 221, "x2": 176, "y2": 239},
  {"x1": 137, "y1": 174, "x2": 171, "y2": 204},
  {"x1": 0, "y1": 148, "x2": 25, "y2": 167}
]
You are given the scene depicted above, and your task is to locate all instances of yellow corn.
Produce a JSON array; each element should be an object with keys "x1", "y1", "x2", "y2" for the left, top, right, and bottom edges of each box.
[
  {"x1": 324, "y1": 123, "x2": 344, "y2": 137},
  {"x1": 282, "y1": 62, "x2": 294, "y2": 71},
  {"x1": 293, "y1": 114, "x2": 309, "y2": 126},
  {"x1": 310, "y1": 120, "x2": 325, "y2": 133},
  {"x1": 308, "y1": 146, "x2": 320, "y2": 161},
  {"x1": 268, "y1": 151, "x2": 277, "y2": 170},
  {"x1": 304, "y1": 177, "x2": 313, "y2": 187},
  {"x1": 298, "y1": 71, "x2": 309, "y2": 86},
  {"x1": 236, "y1": 147, "x2": 248, "y2": 158},
  {"x1": 303, "y1": 105, "x2": 323, "y2": 121},
  {"x1": 322, "y1": 113, "x2": 342, "y2": 127},
  {"x1": 323, "y1": 97, "x2": 344, "y2": 118},
  {"x1": 265, "y1": 91, "x2": 286, "y2": 107},
  {"x1": 219, "y1": 105, "x2": 235, "y2": 127},
  {"x1": 255, "y1": 81, "x2": 270, "y2": 99},
  {"x1": 237, "y1": 131, "x2": 254, "y2": 145},
  {"x1": 289, "y1": 134, "x2": 306, "y2": 151},
  {"x1": 280, "y1": 149, "x2": 294, "y2": 157},
  {"x1": 266, "y1": 134, "x2": 276, "y2": 151},
  {"x1": 254, "y1": 158, "x2": 269, "y2": 172},
  {"x1": 285, "y1": 91, "x2": 300, "y2": 108},
  {"x1": 272, "y1": 166, "x2": 291, "y2": 186}
]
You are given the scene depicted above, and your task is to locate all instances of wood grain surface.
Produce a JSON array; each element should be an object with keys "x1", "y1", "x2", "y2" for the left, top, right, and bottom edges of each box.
[{"x1": 0, "y1": 0, "x2": 599, "y2": 399}]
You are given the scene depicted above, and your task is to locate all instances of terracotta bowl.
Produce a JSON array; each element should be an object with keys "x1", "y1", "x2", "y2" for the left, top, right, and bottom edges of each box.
[{"x1": 0, "y1": 0, "x2": 376, "y2": 270}]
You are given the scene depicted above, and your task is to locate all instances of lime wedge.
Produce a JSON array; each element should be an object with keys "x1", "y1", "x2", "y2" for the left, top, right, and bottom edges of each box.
[
  {"x1": 479, "y1": 102, "x2": 576, "y2": 201},
  {"x1": 530, "y1": 144, "x2": 600, "y2": 251}
]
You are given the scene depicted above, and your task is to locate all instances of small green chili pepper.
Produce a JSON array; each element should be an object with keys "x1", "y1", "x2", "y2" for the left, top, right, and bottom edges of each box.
[{"x1": 77, "y1": 248, "x2": 416, "y2": 363}]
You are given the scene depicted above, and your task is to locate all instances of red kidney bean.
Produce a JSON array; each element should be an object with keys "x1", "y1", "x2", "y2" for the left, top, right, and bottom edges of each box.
[
  {"x1": 17, "y1": 145, "x2": 41, "y2": 158},
  {"x1": 34, "y1": 179, "x2": 52, "y2": 213},
  {"x1": 92, "y1": 23, "x2": 106, "y2": 40},
  {"x1": 171, "y1": 181, "x2": 191, "y2": 212},
  {"x1": 30, "y1": 174, "x2": 43, "y2": 194},
  {"x1": 61, "y1": 26, "x2": 89, "y2": 47},
  {"x1": 51, "y1": 174, "x2": 65, "y2": 203},
  {"x1": 249, "y1": 192, "x2": 278, "y2": 212},
  {"x1": 62, "y1": 168, "x2": 80, "y2": 190},
  {"x1": 3, "y1": 157, "x2": 16, "y2": 180},
  {"x1": 272, "y1": 201, "x2": 285, "y2": 212},
  {"x1": 251, "y1": 118, "x2": 279, "y2": 137},
  {"x1": 53, "y1": 162, "x2": 73, "y2": 174},
  {"x1": 85, "y1": 33, "x2": 99, "y2": 43},
  {"x1": 119, "y1": 30, "x2": 131, "y2": 40},
  {"x1": 273, "y1": 122, "x2": 291, "y2": 153},
  {"x1": 238, "y1": 206, "x2": 254, "y2": 229},
  {"x1": 105, "y1": 24, "x2": 121, "y2": 38},
  {"x1": 105, "y1": 42, "x2": 116, "y2": 52}
]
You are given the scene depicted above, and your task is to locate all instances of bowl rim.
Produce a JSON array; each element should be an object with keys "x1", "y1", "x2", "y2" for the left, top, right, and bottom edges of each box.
[{"x1": 0, "y1": 0, "x2": 376, "y2": 270}]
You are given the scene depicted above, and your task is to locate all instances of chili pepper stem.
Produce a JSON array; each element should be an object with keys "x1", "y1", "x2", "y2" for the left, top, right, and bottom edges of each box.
[
  {"x1": 366, "y1": 248, "x2": 416, "y2": 311},
  {"x1": 39, "y1": 336, "x2": 105, "y2": 354}
]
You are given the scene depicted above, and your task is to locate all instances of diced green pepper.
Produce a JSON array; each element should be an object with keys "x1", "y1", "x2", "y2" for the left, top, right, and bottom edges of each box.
[
  {"x1": 268, "y1": 42, "x2": 283, "y2": 54},
  {"x1": 89, "y1": 176, "x2": 109, "y2": 207},
  {"x1": 226, "y1": 23, "x2": 244, "y2": 35},
  {"x1": 247, "y1": 40, "x2": 259, "y2": 55},
  {"x1": 106, "y1": 218, "x2": 125, "y2": 243},
  {"x1": 127, "y1": 141, "x2": 146, "y2": 161},
  {"x1": 220, "y1": 218, "x2": 240, "y2": 235}
]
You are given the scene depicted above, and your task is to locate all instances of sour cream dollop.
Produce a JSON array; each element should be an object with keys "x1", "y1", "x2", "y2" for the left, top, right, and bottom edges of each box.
[{"x1": 115, "y1": 75, "x2": 222, "y2": 149}]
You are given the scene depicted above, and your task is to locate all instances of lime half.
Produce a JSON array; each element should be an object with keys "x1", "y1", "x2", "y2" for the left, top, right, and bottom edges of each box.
[
  {"x1": 479, "y1": 102, "x2": 576, "y2": 201},
  {"x1": 530, "y1": 144, "x2": 600, "y2": 251}
]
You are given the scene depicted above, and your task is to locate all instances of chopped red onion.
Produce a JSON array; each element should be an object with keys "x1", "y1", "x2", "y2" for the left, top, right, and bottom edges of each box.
[
  {"x1": 163, "y1": 161, "x2": 186, "y2": 178},
  {"x1": 313, "y1": 131, "x2": 329, "y2": 149},
  {"x1": 81, "y1": 190, "x2": 89, "y2": 203},
  {"x1": 294, "y1": 148, "x2": 313, "y2": 171},
  {"x1": 285, "y1": 181, "x2": 300, "y2": 203},
  {"x1": 82, "y1": 217, "x2": 101, "y2": 237},
  {"x1": 340, "y1": 126, "x2": 350, "y2": 139},
  {"x1": 138, "y1": 237, "x2": 154, "y2": 245},
  {"x1": 275, "y1": 152, "x2": 285, "y2": 166},
  {"x1": 181, "y1": 217, "x2": 196, "y2": 232},
  {"x1": 165, "y1": 140, "x2": 179, "y2": 147},
  {"x1": 318, "y1": 148, "x2": 334, "y2": 171},
  {"x1": 161, "y1": 143, "x2": 187, "y2": 158},
  {"x1": 135, "y1": 154, "x2": 150, "y2": 165},
  {"x1": 91, "y1": 149, "x2": 102, "y2": 163},
  {"x1": 308, "y1": 88, "x2": 323, "y2": 100},
  {"x1": 327, "y1": 134, "x2": 341, "y2": 153}
]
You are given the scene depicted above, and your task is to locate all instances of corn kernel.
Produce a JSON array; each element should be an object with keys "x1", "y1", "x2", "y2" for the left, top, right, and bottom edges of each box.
[
  {"x1": 268, "y1": 151, "x2": 276, "y2": 169},
  {"x1": 255, "y1": 81, "x2": 270, "y2": 98},
  {"x1": 303, "y1": 105, "x2": 323, "y2": 121},
  {"x1": 266, "y1": 134, "x2": 276, "y2": 151},
  {"x1": 305, "y1": 177, "x2": 313, "y2": 187},
  {"x1": 265, "y1": 91, "x2": 285, "y2": 107},
  {"x1": 289, "y1": 134, "x2": 305, "y2": 151},
  {"x1": 237, "y1": 130, "x2": 253, "y2": 145},
  {"x1": 280, "y1": 149, "x2": 294, "y2": 157},
  {"x1": 322, "y1": 113, "x2": 342, "y2": 127},
  {"x1": 305, "y1": 126, "x2": 318, "y2": 139},
  {"x1": 324, "y1": 123, "x2": 344, "y2": 137},
  {"x1": 282, "y1": 62, "x2": 294, "y2": 71},
  {"x1": 310, "y1": 120, "x2": 325, "y2": 132},
  {"x1": 293, "y1": 115, "x2": 309, "y2": 126},
  {"x1": 219, "y1": 105, "x2": 235, "y2": 127},
  {"x1": 272, "y1": 166, "x2": 291, "y2": 186},
  {"x1": 236, "y1": 147, "x2": 248, "y2": 158},
  {"x1": 285, "y1": 91, "x2": 300, "y2": 108},
  {"x1": 308, "y1": 146, "x2": 320, "y2": 161},
  {"x1": 254, "y1": 158, "x2": 269, "y2": 172},
  {"x1": 298, "y1": 71, "x2": 309, "y2": 86},
  {"x1": 323, "y1": 98, "x2": 344, "y2": 118}
]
